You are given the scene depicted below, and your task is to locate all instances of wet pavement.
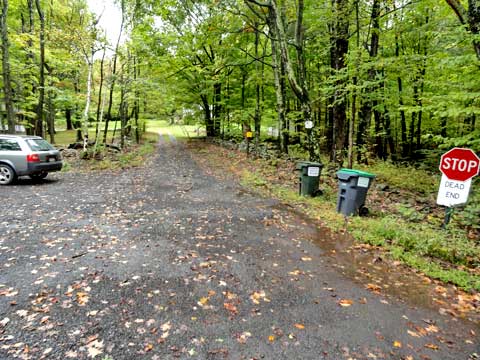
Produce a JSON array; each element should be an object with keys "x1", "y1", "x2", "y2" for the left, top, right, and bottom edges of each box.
[{"x1": 0, "y1": 135, "x2": 478, "y2": 359}]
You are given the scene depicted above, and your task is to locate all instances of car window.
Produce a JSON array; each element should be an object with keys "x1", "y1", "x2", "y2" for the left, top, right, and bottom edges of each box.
[
  {"x1": 26, "y1": 139, "x2": 54, "y2": 151},
  {"x1": 0, "y1": 139, "x2": 22, "y2": 151}
]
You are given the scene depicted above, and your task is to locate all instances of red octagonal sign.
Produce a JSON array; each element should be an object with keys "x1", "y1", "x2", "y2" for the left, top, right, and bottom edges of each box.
[{"x1": 439, "y1": 147, "x2": 480, "y2": 182}]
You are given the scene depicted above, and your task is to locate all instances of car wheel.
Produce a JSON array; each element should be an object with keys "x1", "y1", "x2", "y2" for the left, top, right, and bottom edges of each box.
[
  {"x1": 29, "y1": 172, "x2": 48, "y2": 180},
  {"x1": 0, "y1": 164, "x2": 16, "y2": 185}
]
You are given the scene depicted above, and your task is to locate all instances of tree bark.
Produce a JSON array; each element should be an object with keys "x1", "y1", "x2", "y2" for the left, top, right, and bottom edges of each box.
[
  {"x1": 104, "y1": 0, "x2": 125, "y2": 143},
  {"x1": 254, "y1": 25, "x2": 261, "y2": 148},
  {"x1": 269, "y1": 17, "x2": 288, "y2": 153},
  {"x1": 82, "y1": 52, "x2": 93, "y2": 150},
  {"x1": 330, "y1": 0, "x2": 349, "y2": 165},
  {"x1": 95, "y1": 46, "x2": 106, "y2": 142},
  {"x1": 0, "y1": 0, "x2": 15, "y2": 134},
  {"x1": 35, "y1": 0, "x2": 45, "y2": 137},
  {"x1": 358, "y1": 0, "x2": 381, "y2": 161}
]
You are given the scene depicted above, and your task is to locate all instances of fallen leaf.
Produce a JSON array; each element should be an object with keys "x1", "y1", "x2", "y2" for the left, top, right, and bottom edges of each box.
[
  {"x1": 268, "y1": 335, "x2": 275, "y2": 342},
  {"x1": 424, "y1": 343, "x2": 439, "y2": 350},
  {"x1": 0, "y1": 317, "x2": 10, "y2": 327},
  {"x1": 294, "y1": 323, "x2": 305, "y2": 330},
  {"x1": 86, "y1": 339, "x2": 103, "y2": 358},
  {"x1": 338, "y1": 299, "x2": 353, "y2": 307},
  {"x1": 160, "y1": 322, "x2": 171, "y2": 332},
  {"x1": 145, "y1": 343, "x2": 153, "y2": 352},
  {"x1": 366, "y1": 283, "x2": 382, "y2": 293},
  {"x1": 198, "y1": 297, "x2": 209, "y2": 306},
  {"x1": 301, "y1": 257, "x2": 312, "y2": 261},
  {"x1": 407, "y1": 330, "x2": 421, "y2": 338},
  {"x1": 76, "y1": 292, "x2": 89, "y2": 306},
  {"x1": 393, "y1": 341, "x2": 402, "y2": 348},
  {"x1": 425, "y1": 325, "x2": 439, "y2": 333},
  {"x1": 224, "y1": 302, "x2": 238, "y2": 315},
  {"x1": 237, "y1": 331, "x2": 251, "y2": 344}
]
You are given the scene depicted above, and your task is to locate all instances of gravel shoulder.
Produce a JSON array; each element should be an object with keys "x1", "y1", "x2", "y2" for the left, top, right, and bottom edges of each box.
[{"x1": 0, "y1": 138, "x2": 478, "y2": 360}]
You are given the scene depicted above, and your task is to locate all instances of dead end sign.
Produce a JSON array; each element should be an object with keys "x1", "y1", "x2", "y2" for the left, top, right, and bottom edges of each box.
[{"x1": 437, "y1": 147, "x2": 480, "y2": 207}]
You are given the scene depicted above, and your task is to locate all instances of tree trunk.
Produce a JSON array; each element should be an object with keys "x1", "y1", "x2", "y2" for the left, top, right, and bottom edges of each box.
[
  {"x1": 0, "y1": 0, "x2": 15, "y2": 134},
  {"x1": 104, "y1": 0, "x2": 125, "y2": 143},
  {"x1": 254, "y1": 25, "x2": 261, "y2": 148},
  {"x1": 95, "y1": 47, "x2": 106, "y2": 142},
  {"x1": 269, "y1": 17, "x2": 288, "y2": 153},
  {"x1": 330, "y1": 0, "x2": 349, "y2": 165},
  {"x1": 82, "y1": 54, "x2": 93, "y2": 150},
  {"x1": 133, "y1": 56, "x2": 140, "y2": 144},
  {"x1": 213, "y1": 82, "x2": 222, "y2": 137},
  {"x1": 358, "y1": 0, "x2": 381, "y2": 161},
  {"x1": 348, "y1": 1, "x2": 360, "y2": 169},
  {"x1": 35, "y1": 0, "x2": 45, "y2": 137},
  {"x1": 201, "y1": 94, "x2": 214, "y2": 137},
  {"x1": 66, "y1": 109, "x2": 73, "y2": 130},
  {"x1": 47, "y1": 88, "x2": 55, "y2": 144}
]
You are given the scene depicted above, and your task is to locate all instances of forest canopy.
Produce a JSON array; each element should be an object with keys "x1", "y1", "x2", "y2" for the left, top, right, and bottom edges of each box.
[{"x1": 0, "y1": 0, "x2": 478, "y2": 166}]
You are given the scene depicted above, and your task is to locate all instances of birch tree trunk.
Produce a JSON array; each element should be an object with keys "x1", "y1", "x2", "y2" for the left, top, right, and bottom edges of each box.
[
  {"x1": 82, "y1": 53, "x2": 93, "y2": 151},
  {"x1": 0, "y1": 0, "x2": 15, "y2": 134}
]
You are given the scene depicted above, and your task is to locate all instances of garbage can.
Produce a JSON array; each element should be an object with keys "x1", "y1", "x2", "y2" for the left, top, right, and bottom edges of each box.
[
  {"x1": 336, "y1": 169, "x2": 375, "y2": 216},
  {"x1": 296, "y1": 161, "x2": 323, "y2": 197}
]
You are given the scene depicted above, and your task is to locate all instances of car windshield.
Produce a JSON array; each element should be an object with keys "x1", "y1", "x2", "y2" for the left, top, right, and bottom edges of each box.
[{"x1": 26, "y1": 139, "x2": 54, "y2": 151}]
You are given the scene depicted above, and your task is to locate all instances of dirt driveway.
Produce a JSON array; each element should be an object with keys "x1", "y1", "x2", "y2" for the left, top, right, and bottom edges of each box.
[{"x1": 0, "y1": 137, "x2": 478, "y2": 359}]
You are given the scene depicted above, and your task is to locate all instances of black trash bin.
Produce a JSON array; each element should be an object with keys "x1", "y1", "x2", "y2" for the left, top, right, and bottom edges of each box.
[
  {"x1": 336, "y1": 169, "x2": 375, "y2": 216},
  {"x1": 296, "y1": 161, "x2": 323, "y2": 197}
]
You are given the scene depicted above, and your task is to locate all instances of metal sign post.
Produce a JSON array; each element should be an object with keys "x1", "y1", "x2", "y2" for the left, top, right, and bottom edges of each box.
[{"x1": 305, "y1": 121, "x2": 314, "y2": 161}]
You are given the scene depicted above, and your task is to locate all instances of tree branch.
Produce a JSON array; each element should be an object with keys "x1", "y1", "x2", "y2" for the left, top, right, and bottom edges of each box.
[{"x1": 445, "y1": 0, "x2": 468, "y2": 25}]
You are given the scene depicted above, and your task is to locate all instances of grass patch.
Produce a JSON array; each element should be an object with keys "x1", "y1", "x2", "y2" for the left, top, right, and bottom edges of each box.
[
  {"x1": 356, "y1": 161, "x2": 437, "y2": 195},
  {"x1": 53, "y1": 129, "x2": 120, "y2": 147},
  {"x1": 146, "y1": 120, "x2": 203, "y2": 139}
]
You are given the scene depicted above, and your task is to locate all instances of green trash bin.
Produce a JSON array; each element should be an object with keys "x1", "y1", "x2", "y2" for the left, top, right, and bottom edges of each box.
[
  {"x1": 296, "y1": 161, "x2": 323, "y2": 197},
  {"x1": 336, "y1": 169, "x2": 375, "y2": 216}
]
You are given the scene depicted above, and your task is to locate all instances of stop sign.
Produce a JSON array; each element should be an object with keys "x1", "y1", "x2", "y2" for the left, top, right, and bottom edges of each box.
[{"x1": 439, "y1": 147, "x2": 480, "y2": 181}]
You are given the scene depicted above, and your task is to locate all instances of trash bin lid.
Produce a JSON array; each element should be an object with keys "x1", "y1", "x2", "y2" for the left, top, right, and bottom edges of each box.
[
  {"x1": 337, "y1": 168, "x2": 376, "y2": 180},
  {"x1": 296, "y1": 161, "x2": 324, "y2": 170}
]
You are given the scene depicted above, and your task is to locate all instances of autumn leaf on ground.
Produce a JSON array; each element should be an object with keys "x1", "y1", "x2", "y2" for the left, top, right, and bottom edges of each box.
[
  {"x1": 86, "y1": 339, "x2": 103, "y2": 358},
  {"x1": 223, "y1": 291, "x2": 237, "y2": 300},
  {"x1": 338, "y1": 299, "x2": 354, "y2": 307},
  {"x1": 393, "y1": 341, "x2": 402, "y2": 348},
  {"x1": 407, "y1": 330, "x2": 421, "y2": 338},
  {"x1": 301, "y1": 257, "x2": 312, "y2": 261},
  {"x1": 424, "y1": 343, "x2": 439, "y2": 350},
  {"x1": 224, "y1": 302, "x2": 238, "y2": 315},
  {"x1": 250, "y1": 290, "x2": 269, "y2": 304},
  {"x1": 268, "y1": 335, "x2": 275, "y2": 342},
  {"x1": 145, "y1": 343, "x2": 154, "y2": 352},
  {"x1": 0, "y1": 317, "x2": 10, "y2": 327},
  {"x1": 366, "y1": 283, "x2": 382, "y2": 293},
  {"x1": 294, "y1": 323, "x2": 305, "y2": 330},
  {"x1": 76, "y1": 292, "x2": 89, "y2": 306},
  {"x1": 237, "y1": 331, "x2": 252, "y2": 344}
]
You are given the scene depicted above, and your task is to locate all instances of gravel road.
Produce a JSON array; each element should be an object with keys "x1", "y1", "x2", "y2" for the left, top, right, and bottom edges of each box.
[{"x1": 0, "y1": 137, "x2": 478, "y2": 359}]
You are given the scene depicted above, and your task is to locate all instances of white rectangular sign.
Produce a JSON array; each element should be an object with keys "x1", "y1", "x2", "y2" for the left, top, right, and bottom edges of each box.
[
  {"x1": 357, "y1": 177, "x2": 370, "y2": 188},
  {"x1": 307, "y1": 167, "x2": 320, "y2": 177},
  {"x1": 436, "y1": 174, "x2": 471, "y2": 207}
]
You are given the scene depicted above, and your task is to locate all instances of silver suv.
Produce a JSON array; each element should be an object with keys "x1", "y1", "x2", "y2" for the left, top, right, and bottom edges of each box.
[{"x1": 0, "y1": 135, "x2": 63, "y2": 185}]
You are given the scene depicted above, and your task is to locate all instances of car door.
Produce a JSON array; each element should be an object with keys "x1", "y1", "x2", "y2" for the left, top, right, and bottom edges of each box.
[{"x1": 0, "y1": 138, "x2": 27, "y2": 174}]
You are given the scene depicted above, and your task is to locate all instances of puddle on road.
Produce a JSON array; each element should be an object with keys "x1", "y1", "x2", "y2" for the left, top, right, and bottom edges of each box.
[{"x1": 273, "y1": 204, "x2": 480, "y2": 325}]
